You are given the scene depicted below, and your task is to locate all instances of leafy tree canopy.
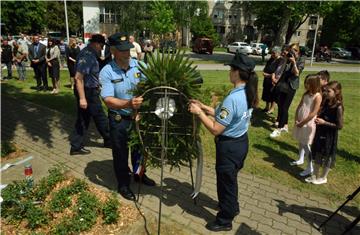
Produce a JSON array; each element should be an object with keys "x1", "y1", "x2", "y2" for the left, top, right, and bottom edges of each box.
[
  {"x1": 1, "y1": 1, "x2": 46, "y2": 35},
  {"x1": 321, "y1": 1, "x2": 360, "y2": 47},
  {"x1": 148, "y1": 1, "x2": 176, "y2": 36},
  {"x1": 1, "y1": 1, "x2": 82, "y2": 36},
  {"x1": 250, "y1": 1, "x2": 335, "y2": 46}
]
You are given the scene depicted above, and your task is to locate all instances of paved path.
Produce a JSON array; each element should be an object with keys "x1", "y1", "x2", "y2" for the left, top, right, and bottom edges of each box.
[{"x1": 1, "y1": 96, "x2": 359, "y2": 235}]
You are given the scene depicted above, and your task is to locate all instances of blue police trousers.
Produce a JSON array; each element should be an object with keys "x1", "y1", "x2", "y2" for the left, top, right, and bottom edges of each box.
[
  {"x1": 70, "y1": 87, "x2": 110, "y2": 150},
  {"x1": 215, "y1": 133, "x2": 248, "y2": 225},
  {"x1": 108, "y1": 115, "x2": 139, "y2": 188}
]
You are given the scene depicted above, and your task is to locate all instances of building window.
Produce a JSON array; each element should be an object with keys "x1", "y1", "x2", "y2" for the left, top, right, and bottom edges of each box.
[
  {"x1": 229, "y1": 15, "x2": 232, "y2": 19},
  {"x1": 296, "y1": 31, "x2": 301, "y2": 37},
  {"x1": 99, "y1": 6, "x2": 117, "y2": 24},
  {"x1": 309, "y1": 16, "x2": 318, "y2": 25},
  {"x1": 220, "y1": 27, "x2": 225, "y2": 33},
  {"x1": 214, "y1": 10, "x2": 224, "y2": 20}
]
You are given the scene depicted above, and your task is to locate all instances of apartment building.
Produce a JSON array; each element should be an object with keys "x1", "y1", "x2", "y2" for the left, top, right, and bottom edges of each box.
[{"x1": 208, "y1": 0, "x2": 322, "y2": 47}]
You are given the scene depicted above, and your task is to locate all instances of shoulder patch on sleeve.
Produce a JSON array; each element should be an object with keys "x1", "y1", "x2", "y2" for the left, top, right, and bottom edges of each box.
[{"x1": 220, "y1": 107, "x2": 230, "y2": 119}]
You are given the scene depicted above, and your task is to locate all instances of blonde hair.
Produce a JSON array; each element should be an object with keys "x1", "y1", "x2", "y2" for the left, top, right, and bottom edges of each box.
[
  {"x1": 69, "y1": 38, "x2": 77, "y2": 48},
  {"x1": 289, "y1": 43, "x2": 300, "y2": 53}
]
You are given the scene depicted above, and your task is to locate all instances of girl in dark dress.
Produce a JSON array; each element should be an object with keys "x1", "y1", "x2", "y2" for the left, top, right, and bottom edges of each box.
[
  {"x1": 66, "y1": 38, "x2": 80, "y2": 89},
  {"x1": 306, "y1": 81, "x2": 344, "y2": 185}
]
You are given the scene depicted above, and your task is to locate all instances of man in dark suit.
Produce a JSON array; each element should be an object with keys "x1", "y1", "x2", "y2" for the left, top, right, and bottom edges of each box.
[{"x1": 28, "y1": 35, "x2": 48, "y2": 91}]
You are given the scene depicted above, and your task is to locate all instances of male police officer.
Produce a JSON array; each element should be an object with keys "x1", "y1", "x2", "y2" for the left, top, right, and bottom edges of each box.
[
  {"x1": 70, "y1": 34, "x2": 111, "y2": 155},
  {"x1": 100, "y1": 32, "x2": 155, "y2": 201}
]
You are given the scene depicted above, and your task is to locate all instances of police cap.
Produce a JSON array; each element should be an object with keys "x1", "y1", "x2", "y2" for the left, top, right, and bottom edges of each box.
[
  {"x1": 225, "y1": 52, "x2": 255, "y2": 72},
  {"x1": 108, "y1": 32, "x2": 134, "y2": 51}
]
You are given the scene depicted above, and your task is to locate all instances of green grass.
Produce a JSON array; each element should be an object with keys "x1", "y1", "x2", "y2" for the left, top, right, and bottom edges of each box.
[
  {"x1": 2, "y1": 70, "x2": 359, "y2": 205},
  {"x1": 199, "y1": 71, "x2": 360, "y2": 205}
]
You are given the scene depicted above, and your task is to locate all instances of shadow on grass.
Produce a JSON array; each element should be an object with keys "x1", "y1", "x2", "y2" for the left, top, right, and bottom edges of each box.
[
  {"x1": 275, "y1": 199, "x2": 360, "y2": 235},
  {"x1": 337, "y1": 148, "x2": 360, "y2": 164},
  {"x1": 84, "y1": 160, "x2": 218, "y2": 224},
  {"x1": 253, "y1": 139, "x2": 304, "y2": 181},
  {"x1": 251, "y1": 108, "x2": 276, "y2": 132}
]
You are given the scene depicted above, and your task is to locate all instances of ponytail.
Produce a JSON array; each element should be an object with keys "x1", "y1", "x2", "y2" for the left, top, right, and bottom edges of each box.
[{"x1": 239, "y1": 69, "x2": 259, "y2": 109}]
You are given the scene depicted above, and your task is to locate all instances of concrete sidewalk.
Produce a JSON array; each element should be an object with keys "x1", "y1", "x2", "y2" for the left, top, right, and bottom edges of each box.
[{"x1": 1, "y1": 96, "x2": 359, "y2": 235}]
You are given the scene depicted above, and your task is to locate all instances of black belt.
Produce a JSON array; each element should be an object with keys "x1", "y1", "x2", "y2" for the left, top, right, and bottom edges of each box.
[
  {"x1": 216, "y1": 133, "x2": 247, "y2": 142},
  {"x1": 108, "y1": 111, "x2": 133, "y2": 121}
]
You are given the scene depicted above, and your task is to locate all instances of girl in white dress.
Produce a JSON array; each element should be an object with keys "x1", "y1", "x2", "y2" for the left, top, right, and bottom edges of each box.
[{"x1": 291, "y1": 74, "x2": 322, "y2": 177}]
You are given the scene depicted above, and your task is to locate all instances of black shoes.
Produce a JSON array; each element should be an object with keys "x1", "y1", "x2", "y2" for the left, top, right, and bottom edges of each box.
[
  {"x1": 70, "y1": 147, "x2": 91, "y2": 155},
  {"x1": 118, "y1": 186, "x2": 136, "y2": 201},
  {"x1": 206, "y1": 221, "x2": 232, "y2": 232},
  {"x1": 134, "y1": 174, "x2": 156, "y2": 186}
]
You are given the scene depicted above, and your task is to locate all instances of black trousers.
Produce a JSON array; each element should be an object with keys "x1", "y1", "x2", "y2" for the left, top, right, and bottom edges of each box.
[
  {"x1": 70, "y1": 88, "x2": 110, "y2": 150},
  {"x1": 277, "y1": 89, "x2": 296, "y2": 128},
  {"x1": 108, "y1": 114, "x2": 139, "y2": 188},
  {"x1": 215, "y1": 133, "x2": 248, "y2": 225},
  {"x1": 32, "y1": 62, "x2": 48, "y2": 88}
]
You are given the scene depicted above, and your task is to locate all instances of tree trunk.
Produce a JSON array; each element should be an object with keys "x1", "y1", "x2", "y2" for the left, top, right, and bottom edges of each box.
[{"x1": 274, "y1": 6, "x2": 292, "y2": 46}]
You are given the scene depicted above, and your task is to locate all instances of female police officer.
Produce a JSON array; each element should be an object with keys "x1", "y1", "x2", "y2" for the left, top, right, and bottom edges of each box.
[{"x1": 188, "y1": 53, "x2": 258, "y2": 232}]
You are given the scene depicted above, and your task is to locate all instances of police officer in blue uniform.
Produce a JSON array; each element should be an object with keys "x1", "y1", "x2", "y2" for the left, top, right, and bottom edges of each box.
[
  {"x1": 100, "y1": 32, "x2": 155, "y2": 201},
  {"x1": 70, "y1": 34, "x2": 111, "y2": 155},
  {"x1": 189, "y1": 53, "x2": 258, "y2": 232}
]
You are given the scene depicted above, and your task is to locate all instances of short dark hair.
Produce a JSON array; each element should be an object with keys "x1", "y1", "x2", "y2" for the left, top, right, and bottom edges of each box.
[{"x1": 317, "y1": 70, "x2": 330, "y2": 82}]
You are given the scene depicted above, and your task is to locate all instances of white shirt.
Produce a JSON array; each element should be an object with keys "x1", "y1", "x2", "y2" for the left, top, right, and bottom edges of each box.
[{"x1": 130, "y1": 41, "x2": 142, "y2": 59}]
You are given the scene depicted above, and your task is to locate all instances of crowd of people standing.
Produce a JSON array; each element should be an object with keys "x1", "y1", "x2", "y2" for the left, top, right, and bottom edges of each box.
[{"x1": 1, "y1": 33, "x2": 85, "y2": 92}]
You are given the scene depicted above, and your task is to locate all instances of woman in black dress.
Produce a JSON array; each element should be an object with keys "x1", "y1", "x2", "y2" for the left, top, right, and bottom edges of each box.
[
  {"x1": 66, "y1": 38, "x2": 80, "y2": 89},
  {"x1": 262, "y1": 46, "x2": 283, "y2": 114},
  {"x1": 306, "y1": 81, "x2": 344, "y2": 185}
]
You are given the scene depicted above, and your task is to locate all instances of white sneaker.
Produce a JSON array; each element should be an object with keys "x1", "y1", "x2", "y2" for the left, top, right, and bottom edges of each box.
[
  {"x1": 270, "y1": 129, "x2": 281, "y2": 138},
  {"x1": 300, "y1": 168, "x2": 313, "y2": 177},
  {"x1": 290, "y1": 160, "x2": 304, "y2": 166},
  {"x1": 305, "y1": 175, "x2": 316, "y2": 183},
  {"x1": 312, "y1": 177, "x2": 327, "y2": 185},
  {"x1": 280, "y1": 126, "x2": 288, "y2": 133}
]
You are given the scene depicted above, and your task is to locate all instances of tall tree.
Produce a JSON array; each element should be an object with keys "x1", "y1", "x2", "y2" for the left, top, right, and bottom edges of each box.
[
  {"x1": 45, "y1": 1, "x2": 83, "y2": 36},
  {"x1": 321, "y1": 1, "x2": 360, "y2": 47},
  {"x1": 148, "y1": 1, "x2": 175, "y2": 37},
  {"x1": 250, "y1": 1, "x2": 334, "y2": 46},
  {"x1": 1, "y1": 1, "x2": 46, "y2": 34}
]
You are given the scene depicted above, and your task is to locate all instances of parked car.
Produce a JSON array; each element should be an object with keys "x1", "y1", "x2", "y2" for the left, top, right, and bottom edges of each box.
[
  {"x1": 192, "y1": 37, "x2": 214, "y2": 54},
  {"x1": 330, "y1": 47, "x2": 352, "y2": 59},
  {"x1": 346, "y1": 47, "x2": 360, "y2": 60},
  {"x1": 250, "y1": 43, "x2": 268, "y2": 55},
  {"x1": 159, "y1": 40, "x2": 177, "y2": 53},
  {"x1": 227, "y1": 42, "x2": 252, "y2": 54}
]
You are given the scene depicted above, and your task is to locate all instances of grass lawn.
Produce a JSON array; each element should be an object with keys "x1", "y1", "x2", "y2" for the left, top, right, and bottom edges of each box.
[{"x1": 2, "y1": 69, "x2": 359, "y2": 205}]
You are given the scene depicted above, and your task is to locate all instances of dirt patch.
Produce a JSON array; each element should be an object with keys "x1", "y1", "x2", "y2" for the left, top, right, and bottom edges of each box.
[{"x1": 1, "y1": 143, "x2": 28, "y2": 162}]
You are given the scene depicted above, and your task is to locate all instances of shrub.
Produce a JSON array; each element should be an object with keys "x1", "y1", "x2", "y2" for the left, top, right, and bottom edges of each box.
[{"x1": 102, "y1": 193, "x2": 120, "y2": 224}]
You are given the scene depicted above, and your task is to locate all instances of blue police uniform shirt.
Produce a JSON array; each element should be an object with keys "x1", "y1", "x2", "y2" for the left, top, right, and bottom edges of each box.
[
  {"x1": 99, "y1": 58, "x2": 145, "y2": 116},
  {"x1": 76, "y1": 46, "x2": 100, "y2": 88},
  {"x1": 215, "y1": 84, "x2": 253, "y2": 138}
]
